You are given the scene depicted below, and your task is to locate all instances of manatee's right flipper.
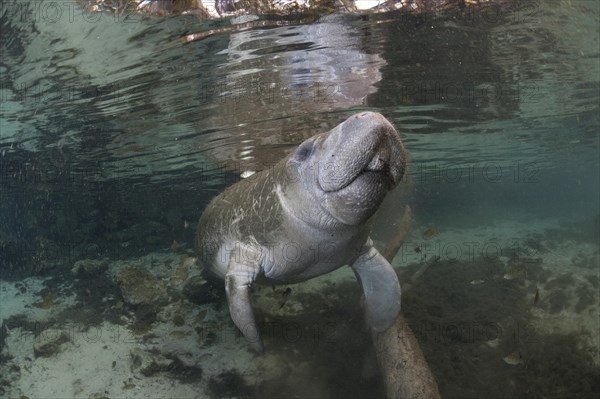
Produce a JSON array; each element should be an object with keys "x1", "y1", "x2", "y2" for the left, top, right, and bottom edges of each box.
[
  {"x1": 351, "y1": 240, "x2": 401, "y2": 332},
  {"x1": 225, "y1": 260, "x2": 263, "y2": 352}
]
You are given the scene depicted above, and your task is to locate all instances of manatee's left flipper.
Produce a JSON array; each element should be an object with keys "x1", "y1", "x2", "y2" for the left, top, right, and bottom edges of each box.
[
  {"x1": 350, "y1": 240, "x2": 401, "y2": 332},
  {"x1": 225, "y1": 264, "x2": 263, "y2": 353}
]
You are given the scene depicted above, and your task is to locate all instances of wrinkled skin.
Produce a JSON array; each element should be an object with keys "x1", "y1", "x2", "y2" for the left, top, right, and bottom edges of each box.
[{"x1": 195, "y1": 112, "x2": 406, "y2": 352}]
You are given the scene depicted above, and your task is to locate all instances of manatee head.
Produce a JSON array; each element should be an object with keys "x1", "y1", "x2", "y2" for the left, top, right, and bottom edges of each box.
[{"x1": 282, "y1": 112, "x2": 406, "y2": 227}]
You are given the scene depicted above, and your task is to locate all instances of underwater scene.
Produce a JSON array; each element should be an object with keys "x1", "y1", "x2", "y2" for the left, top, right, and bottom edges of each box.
[{"x1": 0, "y1": 0, "x2": 599, "y2": 398}]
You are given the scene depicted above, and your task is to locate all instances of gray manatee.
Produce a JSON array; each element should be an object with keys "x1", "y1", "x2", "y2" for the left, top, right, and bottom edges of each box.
[{"x1": 195, "y1": 112, "x2": 406, "y2": 352}]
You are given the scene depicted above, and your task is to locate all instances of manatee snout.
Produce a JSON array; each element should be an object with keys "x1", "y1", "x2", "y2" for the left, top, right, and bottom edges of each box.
[
  {"x1": 318, "y1": 112, "x2": 406, "y2": 193},
  {"x1": 196, "y1": 111, "x2": 406, "y2": 352}
]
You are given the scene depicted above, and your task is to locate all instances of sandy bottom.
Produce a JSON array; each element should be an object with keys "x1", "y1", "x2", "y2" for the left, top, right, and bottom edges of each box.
[{"x1": 1, "y1": 214, "x2": 598, "y2": 398}]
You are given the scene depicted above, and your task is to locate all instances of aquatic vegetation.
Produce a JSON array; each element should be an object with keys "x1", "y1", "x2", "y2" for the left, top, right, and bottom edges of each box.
[
  {"x1": 517, "y1": 334, "x2": 600, "y2": 397},
  {"x1": 115, "y1": 267, "x2": 168, "y2": 306},
  {"x1": 33, "y1": 328, "x2": 70, "y2": 358},
  {"x1": 574, "y1": 286, "x2": 596, "y2": 314},
  {"x1": 402, "y1": 254, "x2": 600, "y2": 398},
  {"x1": 169, "y1": 330, "x2": 192, "y2": 339},
  {"x1": 71, "y1": 259, "x2": 108, "y2": 277},
  {"x1": 208, "y1": 369, "x2": 253, "y2": 399},
  {"x1": 173, "y1": 314, "x2": 185, "y2": 326}
]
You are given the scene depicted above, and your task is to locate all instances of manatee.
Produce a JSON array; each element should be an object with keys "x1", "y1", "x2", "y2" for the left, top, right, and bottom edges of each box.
[{"x1": 195, "y1": 112, "x2": 406, "y2": 352}]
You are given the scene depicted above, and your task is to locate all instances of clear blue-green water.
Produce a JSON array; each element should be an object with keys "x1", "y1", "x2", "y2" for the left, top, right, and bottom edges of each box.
[{"x1": 1, "y1": 1, "x2": 599, "y2": 398}]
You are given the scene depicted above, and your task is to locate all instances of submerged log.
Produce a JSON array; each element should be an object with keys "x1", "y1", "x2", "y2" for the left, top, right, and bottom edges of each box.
[{"x1": 374, "y1": 205, "x2": 441, "y2": 399}]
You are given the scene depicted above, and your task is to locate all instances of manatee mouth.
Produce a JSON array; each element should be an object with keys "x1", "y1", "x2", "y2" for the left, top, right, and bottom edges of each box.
[
  {"x1": 318, "y1": 154, "x2": 397, "y2": 226},
  {"x1": 352, "y1": 156, "x2": 395, "y2": 189},
  {"x1": 320, "y1": 152, "x2": 395, "y2": 193},
  {"x1": 317, "y1": 111, "x2": 405, "y2": 193}
]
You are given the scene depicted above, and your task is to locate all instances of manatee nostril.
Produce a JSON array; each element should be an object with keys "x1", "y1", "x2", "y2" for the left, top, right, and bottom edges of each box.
[{"x1": 366, "y1": 156, "x2": 388, "y2": 172}]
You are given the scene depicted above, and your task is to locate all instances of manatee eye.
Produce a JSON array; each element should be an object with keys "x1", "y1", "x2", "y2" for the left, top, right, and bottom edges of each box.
[{"x1": 293, "y1": 139, "x2": 315, "y2": 162}]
